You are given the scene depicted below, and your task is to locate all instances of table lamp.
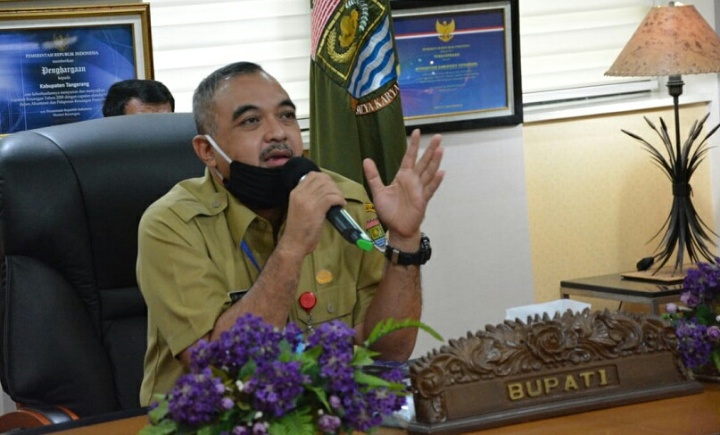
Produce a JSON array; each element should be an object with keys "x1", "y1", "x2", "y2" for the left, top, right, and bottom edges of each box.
[{"x1": 605, "y1": 2, "x2": 720, "y2": 273}]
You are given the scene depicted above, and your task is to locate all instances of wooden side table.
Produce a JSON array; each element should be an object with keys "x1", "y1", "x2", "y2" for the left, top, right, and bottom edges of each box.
[{"x1": 560, "y1": 273, "x2": 683, "y2": 315}]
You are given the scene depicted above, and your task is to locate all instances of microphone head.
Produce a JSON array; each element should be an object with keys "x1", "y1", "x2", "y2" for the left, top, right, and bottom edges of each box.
[{"x1": 282, "y1": 156, "x2": 320, "y2": 190}]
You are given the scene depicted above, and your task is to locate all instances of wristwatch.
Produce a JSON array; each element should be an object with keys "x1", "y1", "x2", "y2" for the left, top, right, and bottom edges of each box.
[{"x1": 384, "y1": 233, "x2": 431, "y2": 266}]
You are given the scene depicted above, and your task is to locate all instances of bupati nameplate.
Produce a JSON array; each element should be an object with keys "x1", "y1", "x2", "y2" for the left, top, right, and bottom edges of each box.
[{"x1": 407, "y1": 309, "x2": 702, "y2": 434}]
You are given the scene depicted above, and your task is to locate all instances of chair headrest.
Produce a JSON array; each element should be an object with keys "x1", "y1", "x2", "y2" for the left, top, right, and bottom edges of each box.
[{"x1": 0, "y1": 113, "x2": 205, "y2": 289}]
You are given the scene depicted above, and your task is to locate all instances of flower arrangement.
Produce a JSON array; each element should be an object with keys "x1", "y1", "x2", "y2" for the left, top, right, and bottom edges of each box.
[
  {"x1": 139, "y1": 313, "x2": 441, "y2": 435},
  {"x1": 664, "y1": 259, "x2": 720, "y2": 377}
]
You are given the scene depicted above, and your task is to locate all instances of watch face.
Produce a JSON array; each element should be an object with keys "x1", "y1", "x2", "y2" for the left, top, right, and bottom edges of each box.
[{"x1": 420, "y1": 234, "x2": 431, "y2": 262}]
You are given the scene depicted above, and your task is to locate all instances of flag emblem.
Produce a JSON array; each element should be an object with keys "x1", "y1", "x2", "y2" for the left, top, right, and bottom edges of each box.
[{"x1": 312, "y1": 0, "x2": 394, "y2": 99}]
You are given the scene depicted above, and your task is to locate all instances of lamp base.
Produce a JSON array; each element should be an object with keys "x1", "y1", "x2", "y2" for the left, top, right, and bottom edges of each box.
[{"x1": 620, "y1": 267, "x2": 687, "y2": 284}]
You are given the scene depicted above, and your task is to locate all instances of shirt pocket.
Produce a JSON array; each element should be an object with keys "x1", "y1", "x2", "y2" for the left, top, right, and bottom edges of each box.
[{"x1": 300, "y1": 283, "x2": 357, "y2": 329}]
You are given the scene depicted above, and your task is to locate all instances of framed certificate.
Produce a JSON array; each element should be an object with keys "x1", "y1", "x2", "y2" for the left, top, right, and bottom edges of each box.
[
  {"x1": 0, "y1": 4, "x2": 153, "y2": 134},
  {"x1": 391, "y1": 0, "x2": 522, "y2": 132}
]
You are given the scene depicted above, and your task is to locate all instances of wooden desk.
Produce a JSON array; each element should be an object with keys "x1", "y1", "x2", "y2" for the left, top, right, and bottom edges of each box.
[
  {"x1": 39, "y1": 384, "x2": 720, "y2": 435},
  {"x1": 560, "y1": 272, "x2": 683, "y2": 315}
]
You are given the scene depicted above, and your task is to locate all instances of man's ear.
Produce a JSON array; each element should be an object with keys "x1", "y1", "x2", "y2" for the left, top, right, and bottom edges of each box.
[{"x1": 192, "y1": 134, "x2": 217, "y2": 168}]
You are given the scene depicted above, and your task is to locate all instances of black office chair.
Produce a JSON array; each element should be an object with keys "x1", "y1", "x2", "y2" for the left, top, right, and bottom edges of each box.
[{"x1": 0, "y1": 113, "x2": 204, "y2": 431}]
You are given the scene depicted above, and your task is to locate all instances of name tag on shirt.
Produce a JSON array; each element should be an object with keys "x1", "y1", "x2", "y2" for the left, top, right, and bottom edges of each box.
[{"x1": 228, "y1": 289, "x2": 248, "y2": 303}]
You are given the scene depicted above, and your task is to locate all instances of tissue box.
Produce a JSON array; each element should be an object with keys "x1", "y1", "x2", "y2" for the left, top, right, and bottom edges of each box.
[{"x1": 505, "y1": 299, "x2": 590, "y2": 321}]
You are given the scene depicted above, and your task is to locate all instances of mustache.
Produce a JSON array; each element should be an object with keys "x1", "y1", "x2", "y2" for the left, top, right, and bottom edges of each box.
[{"x1": 259, "y1": 143, "x2": 295, "y2": 162}]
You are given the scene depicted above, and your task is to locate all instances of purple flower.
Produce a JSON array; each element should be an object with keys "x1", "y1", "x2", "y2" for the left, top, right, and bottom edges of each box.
[
  {"x1": 189, "y1": 339, "x2": 215, "y2": 372},
  {"x1": 331, "y1": 370, "x2": 406, "y2": 432},
  {"x1": 683, "y1": 259, "x2": 720, "y2": 308},
  {"x1": 676, "y1": 318, "x2": 713, "y2": 369},
  {"x1": 341, "y1": 395, "x2": 383, "y2": 432},
  {"x1": 665, "y1": 303, "x2": 678, "y2": 314},
  {"x1": 221, "y1": 397, "x2": 235, "y2": 410},
  {"x1": 215, "y1": 314, "x2": 285, "y2": 376},
  {"x1": 167, "y1": 367, "x2": 224, "y2": 426},
  {"x1": 252, "y1": 422, "x2": 268, "y2": 434},
  {"x1": 680, "y1": 292, "x2": 700, "y2": 308},
  {"x1": 153, "y1": 313, "x2": 411, "y2": 434},
  {"x1": 675, "y1": 260, "x2": 720, "y2": 373},
  {"x1": 282, "y1": 322, "x2": 304, "y2": 352},
  {"x1": 318, "y1": 414, "x2": 341, "y2": 433},
  {"x1": 306, "y1": 320, "x2": 356, "y2": 349},
  {"x1": 707, "y1": 325, "x2": 720, "y2": 341},
  {"x1": 306, "y1": 321, "x2": 357, "y2": 394},
  {"x1": 245, "y1": 360, "x2": 306, "y2": 417}
]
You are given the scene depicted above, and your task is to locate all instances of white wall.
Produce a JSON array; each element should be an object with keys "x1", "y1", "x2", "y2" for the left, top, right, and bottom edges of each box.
[{"x1": 412, "y1": 125, "x2": 535, "y2": 357}]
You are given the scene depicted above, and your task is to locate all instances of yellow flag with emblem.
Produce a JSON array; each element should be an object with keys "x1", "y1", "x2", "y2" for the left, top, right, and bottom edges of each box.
[{"x1": 309, "y1": 0, "x2": 407, "y2": 189}]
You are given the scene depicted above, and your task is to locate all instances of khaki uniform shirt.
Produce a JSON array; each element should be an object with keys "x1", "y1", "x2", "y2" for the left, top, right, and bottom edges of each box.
[{"x1": 137, "y1": 168, "x2": 386, "y2": 405}]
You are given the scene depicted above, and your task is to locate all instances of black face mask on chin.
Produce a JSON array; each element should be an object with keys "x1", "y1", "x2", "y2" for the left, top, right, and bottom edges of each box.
[{"x1": 205, "y1": 135, "x2": 289, "y2": 209}]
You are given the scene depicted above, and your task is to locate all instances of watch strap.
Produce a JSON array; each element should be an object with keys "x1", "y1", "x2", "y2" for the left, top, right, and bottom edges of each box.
[{"x1": 384, "y1": 233, "x2": 431, "y2": 266}]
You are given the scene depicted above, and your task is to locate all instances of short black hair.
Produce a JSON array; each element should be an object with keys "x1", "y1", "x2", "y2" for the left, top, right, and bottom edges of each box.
[
  {"x1": 192, "y1": 61, "x2": 265, "y2": 135},
  {"x1": 102, "y1": 79, "x2": 175, "y2": 117}
]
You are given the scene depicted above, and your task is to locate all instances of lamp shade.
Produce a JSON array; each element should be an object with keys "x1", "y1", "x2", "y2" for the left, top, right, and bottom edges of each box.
[{"x1": 605, "y1": 3, "x2": 720, "y2": 77}]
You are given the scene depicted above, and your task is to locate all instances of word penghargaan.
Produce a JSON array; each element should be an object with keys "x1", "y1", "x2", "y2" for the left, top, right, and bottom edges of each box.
[
  {"x1": 41, "y1": 66, "x2": 87, "y2": 76},
  {"x1": 40, "y1": 82, "x2": 90, "y2": 90}
]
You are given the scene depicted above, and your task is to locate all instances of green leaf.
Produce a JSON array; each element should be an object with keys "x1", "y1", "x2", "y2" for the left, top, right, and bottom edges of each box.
[
  {"x1": 147, "y1": 399, "x2": 169, "y2": 425},
  {"x1": 239, "y1": 410, "x2": 256, "y2": 424},
  {"x1": 239, "y1": 359, "x2": 257, "y2": 379},
  {"x1": 352, "y1": 345, "x2": 379, "y2": 366},
  {"x1": 695, "y1": 304, "x2": 714, "y2": 325},
  {"x1": 354, "y1": 369, "x2": 391, "y2": 388},
  {"x1": 198, "y1": 425, "x2": 218, "y2": 435},
  {"x1": 304, "y1": 384, "x2": 330, "y2": 410},
  {"x1": 300, "y1": 345, "x2": 322, "y2": 366},
  {"x1": 138, "y1": 418, "x2": 178, "y2": 435},
  {"x1": 354, "y1": 370, "x2": 408, "y2": 393},
  {"x1": 269, "y1": 409, "x2": 315, "y2": 435},
  {"x1": 712, "y1": 348, "x2": 720, "y2": 373},
  {"x1": 278, "y1": 340, "x2": 293, "y2": 362},
  {"x1": 210, "y1": 366, "x2": 232, "y2": 383},
  {"x1": 364, "y1": 318, "x2": 443, "y2": 348}
]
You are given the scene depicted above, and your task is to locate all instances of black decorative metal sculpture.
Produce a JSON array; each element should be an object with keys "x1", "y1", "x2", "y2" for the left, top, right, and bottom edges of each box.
[{"x1": 622, "y1": 115, "x2": 719, "y2": 272}]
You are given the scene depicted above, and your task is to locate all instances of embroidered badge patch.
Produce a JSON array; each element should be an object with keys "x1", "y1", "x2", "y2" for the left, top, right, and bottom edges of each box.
[
  {"x1": 365, "y1": 216, "x2": 386, "y2": 249},
  {"x1": 363, "y1": 202, "x2": 386, "y2": 249}
]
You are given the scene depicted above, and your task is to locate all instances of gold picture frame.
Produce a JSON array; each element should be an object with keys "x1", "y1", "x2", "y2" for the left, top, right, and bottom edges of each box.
[{"x1": 0, "y1": 4, "x2": 154, "y2": 133}]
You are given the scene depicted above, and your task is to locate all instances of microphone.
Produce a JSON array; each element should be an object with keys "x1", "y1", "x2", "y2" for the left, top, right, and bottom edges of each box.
[{"x1": 282, "y1": 157, "x2": 374, "y2": 252}]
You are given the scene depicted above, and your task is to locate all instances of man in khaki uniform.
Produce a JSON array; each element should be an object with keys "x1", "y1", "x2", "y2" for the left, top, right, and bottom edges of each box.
[{"x1": 136, "y1": 61, "x2": 445, "y2": 405}]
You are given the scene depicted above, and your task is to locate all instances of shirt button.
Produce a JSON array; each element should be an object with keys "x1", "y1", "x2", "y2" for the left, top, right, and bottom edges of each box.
[
  {"x1": 212, "y1": 200, "x2": 220, "y2": 208},
  {"x1": 327, "y1": 303, "x2": 335, "y2": 313}
]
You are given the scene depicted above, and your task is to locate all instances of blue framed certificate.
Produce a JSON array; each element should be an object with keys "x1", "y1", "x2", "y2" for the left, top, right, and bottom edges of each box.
[
  {"x1": 0, "y1": 5, "x2": 153, "y2": 134},
  {"x1": 391, "y1": 0, "x2": 522, "y2": 132}
]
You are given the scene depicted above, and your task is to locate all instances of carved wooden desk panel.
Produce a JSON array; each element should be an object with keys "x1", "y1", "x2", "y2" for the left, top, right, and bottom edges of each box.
[{"x1": 408, "y1": 310, "x2": 700, "y2": 433}]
